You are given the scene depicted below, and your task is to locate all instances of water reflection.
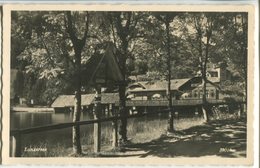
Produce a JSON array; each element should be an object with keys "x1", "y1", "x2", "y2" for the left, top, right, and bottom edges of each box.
[{"x1": 10, "y1": 111, "x2": 94, "y2": 129}]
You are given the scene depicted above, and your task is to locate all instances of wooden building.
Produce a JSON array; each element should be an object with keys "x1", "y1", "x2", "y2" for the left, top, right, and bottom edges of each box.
[
  {"x1": 51, "y1": 93, "x2": 119, "y2": 113},
  {"x1": 127, "y1": 78, "x2": 191, "y2": 101},
  {"x1": 196, "y1": 62, "x2": 232, "y2": 84},
  {"x1": 51, "y1": 94, "x2": 95, "y2": 113},
  {"x1": 127, "y1": 76, "x2": 226, "y2": 102}
]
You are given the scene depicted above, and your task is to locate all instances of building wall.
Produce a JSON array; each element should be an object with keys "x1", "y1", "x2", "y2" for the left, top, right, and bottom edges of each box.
[
  {"x1": 130, "y1": 90, "x2": 182, "y2": 100},
  {"x1": 128, "y1": 76, "x2": 228, "y2": 101},
  {"x1": 181, "y1": 85, "x2": 219, "y2": 100},
  {"x1": 132, "y1": 90, "x2": 166, "y2": 100}
]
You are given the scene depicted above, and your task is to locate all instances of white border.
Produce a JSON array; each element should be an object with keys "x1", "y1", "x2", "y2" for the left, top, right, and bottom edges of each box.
[{"x1": 1, "y1": 3, "x2": 257, "y2": 167}]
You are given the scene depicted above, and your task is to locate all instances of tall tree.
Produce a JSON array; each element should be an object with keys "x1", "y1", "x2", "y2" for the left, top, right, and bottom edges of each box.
[
  {"x1": 183, "y1": 13, "x2": 228, "y2": 122},
  {"x1": 108, "y1": 12, "x2": 144, "y2": 143},
  {"x1": 194, "y1": 13, "x2": 212, "y2": 122},
  {"x1": 222, "y1": 13, "x2": 248, "y2": 100},
  {"x1": 15, "y1": 11, "x2": 92, "y2": 155},
  {"x1": 151, "y1": 12, "x2": 178, "y2": 132},
  {"x1": 13, "y1": 11, "x2": 76, "y2": 104},
  {"x1": 65, "y1": 11, "x2": 90, "y2": 155}
]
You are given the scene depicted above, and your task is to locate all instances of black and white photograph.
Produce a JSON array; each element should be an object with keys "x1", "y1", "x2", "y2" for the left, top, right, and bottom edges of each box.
[{"x1": 1, "y1": 4, "x2": 255, "y2": 165}]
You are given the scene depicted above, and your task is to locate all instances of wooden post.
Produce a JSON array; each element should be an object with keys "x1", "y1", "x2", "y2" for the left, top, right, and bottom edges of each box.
[
  {"x1": 238, "y1": 103, "x2": 243, "y2": 118},
  {"x1": 202, "y1": 105, "x2": 208, "y2": 123},
  {"x1": 93, "y1": 85, "x2": 101, "y2": 153},
  {"x1": 174, "y1": 111, "x2": 179, "y2": 119},
  {"x1": 111, "y1": 104, "x2": 118, "y2": 148},
  {"x1": 12, "y1": 134, "x2": 21, "y2": 157},
  {"x1": 195, "y1": 107, "x2": 199, "y2": 117},
  {"x1": 144, "y1": 106, "x2": 147, "y2": 114},
  {"x1": 112, "y1": 120, "x2": 118, "y2": 148}
]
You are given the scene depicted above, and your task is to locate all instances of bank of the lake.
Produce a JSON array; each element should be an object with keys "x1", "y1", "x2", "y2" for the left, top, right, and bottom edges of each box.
[
  {"x1": 10, "y1": 110, "x2": 204, "y2": 157},
  {"x1": 10, "y1": 108, "x2": 244, "y2": 157},
  {"x1": 11, "y1": 106, "x2": 54, "y2": 113}
]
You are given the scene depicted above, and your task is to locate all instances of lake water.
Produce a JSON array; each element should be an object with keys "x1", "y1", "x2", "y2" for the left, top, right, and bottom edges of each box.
[
  {"x1": 10, "y1": 111, "x2": 173, "y2": 156},
  {"x1": 11, "y1": 111, "x2": 94, "y2": 129}
]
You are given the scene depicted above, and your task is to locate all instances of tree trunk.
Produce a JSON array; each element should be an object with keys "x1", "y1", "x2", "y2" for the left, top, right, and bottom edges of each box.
[
  {"x1": 238, "y1": 103, "x2": 243, "y2": 118},
  {"x1": 73, "y1": 90, "x2": 82, "y2": 154},
  {"x1": 119, "y1": 84, "x2": 127, "y2": 143},
  {"x1": 93, "y1": 85, "x2": 101, "y2": 153},
  {"x1": 66, "y1": 11, "x2": 89, "y2": 155},
  {"x1": 167, "y1": 79, "x2": 174, "y2": 132},
  {"x1": 201, "y1": 75, "x2": 208, "y2": 123},
  {"x1": 202, "y1": 105, "x2": 208, "y2": 123},
  {"x1": 165, "y1": 18, "x2": 174, "y2": 132},
  {"x1": 72, "y1": 51, "x2": 82, "y2": 155},
  {"x1": 118, "y1": 37, "x2": 128, "y2": 144},
  {"x1": 201, "y1": 26, "x2": 211, "y2": 123}
]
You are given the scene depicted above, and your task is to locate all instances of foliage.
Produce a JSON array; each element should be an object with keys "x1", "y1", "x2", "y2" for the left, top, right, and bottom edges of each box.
[{"x1": 11, "y1": 11, "x2": 248, "y2": 105}]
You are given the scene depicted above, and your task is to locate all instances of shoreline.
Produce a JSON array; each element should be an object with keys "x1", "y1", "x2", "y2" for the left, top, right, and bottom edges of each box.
[{"x1": 11, "y1": 106, "x2": 54, "y2": 113}]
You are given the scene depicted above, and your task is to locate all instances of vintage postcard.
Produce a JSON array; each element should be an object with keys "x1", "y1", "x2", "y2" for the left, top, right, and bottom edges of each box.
[{"x1": 1, "y1": 4, "x2": 255, "y2": 165}]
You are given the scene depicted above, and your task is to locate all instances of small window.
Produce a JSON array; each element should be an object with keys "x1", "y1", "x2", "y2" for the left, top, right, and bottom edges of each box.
[
  {"x1": 211, "y1": 90, "x2": 215, "y2": 98},
  {"x1": 194, "y1": 91, "x2": 198, "y2": 98},
  {"x1": 206, "y1": 90, "x2": 209, "y2": 98},
  {"x1": 211, "y1": 72, "x2": 218, "y2": 77},
  {"x1": 199, "y1": 91, "x2": 203, "y2": 98},
  {"x1": 188, "y1": 92, "x2": 192, "y2": 97}
]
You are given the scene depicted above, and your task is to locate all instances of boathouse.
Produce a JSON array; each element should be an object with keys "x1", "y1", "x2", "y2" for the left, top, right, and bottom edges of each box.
[
  {"x1": 51, "y1": 94, "x2": 95, "y2": 112},
  {"x1": 51, "y1": 93, "x2": 120, "y2": 113}
]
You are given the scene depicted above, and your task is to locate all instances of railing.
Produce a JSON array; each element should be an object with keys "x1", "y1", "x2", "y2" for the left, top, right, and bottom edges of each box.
[
  {"x1": 10, "y1": 108, "x2": 170, "y2": 157},
  {"x1": 119, "y1": 99, "x2": 243, "y2": 107}
]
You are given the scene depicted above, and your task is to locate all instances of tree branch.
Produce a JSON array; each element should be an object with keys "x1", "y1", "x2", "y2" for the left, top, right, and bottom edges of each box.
[
  {"x1": 82, "y1": 12, "x2": 89, "y2": 43},
  {"x1": 66, "y1": 11, "x2": 77, "y2": 46}
]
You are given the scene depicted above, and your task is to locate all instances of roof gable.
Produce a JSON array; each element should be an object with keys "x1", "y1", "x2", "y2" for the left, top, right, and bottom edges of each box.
[{"x1": 82, "y1": 42, "x2": 123, "y2": 86}]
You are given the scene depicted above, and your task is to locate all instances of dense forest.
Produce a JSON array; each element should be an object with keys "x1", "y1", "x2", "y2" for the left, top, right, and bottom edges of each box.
[{"x1": 11, "y1": 11, "x2": 247, "y2": 106}]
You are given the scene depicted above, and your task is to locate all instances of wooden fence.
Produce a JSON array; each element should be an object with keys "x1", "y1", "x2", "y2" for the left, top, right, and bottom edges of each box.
[{"x1": 10, "y1": 108, "x2": 170, "y2": 157}]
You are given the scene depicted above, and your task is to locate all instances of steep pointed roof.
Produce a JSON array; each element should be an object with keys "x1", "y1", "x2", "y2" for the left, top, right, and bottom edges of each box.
[{"x1": 82, "y1": 42, "x2": 123, "y2": 86}]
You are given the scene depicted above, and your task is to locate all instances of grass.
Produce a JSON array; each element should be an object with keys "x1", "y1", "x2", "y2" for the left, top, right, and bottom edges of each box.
[
  {"x1": 210, "y1": 108, "x2": 246, "y2": 121},
  {"x1": 18, "y1": 112, "x2": 241, "y2": 157}
]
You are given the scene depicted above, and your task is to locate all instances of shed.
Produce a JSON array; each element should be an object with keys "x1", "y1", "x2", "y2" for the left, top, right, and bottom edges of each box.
[
  {"x1": 101, "y1": 93, "x2": 119, "y2": 104},
  {"x1": 51, "y1": 94, "x2": 95, "y2": 112},
  {"x1": 51, "y1": 93, "x2": 120, "y2": 112}
]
